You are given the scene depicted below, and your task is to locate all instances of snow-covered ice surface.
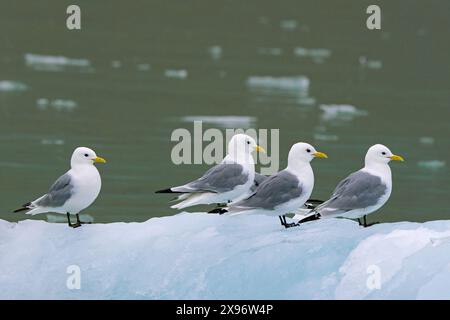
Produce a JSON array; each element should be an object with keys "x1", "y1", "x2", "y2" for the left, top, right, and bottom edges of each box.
[{"x1": 1, "y1": 214, "x2": 450, "y2": 299}]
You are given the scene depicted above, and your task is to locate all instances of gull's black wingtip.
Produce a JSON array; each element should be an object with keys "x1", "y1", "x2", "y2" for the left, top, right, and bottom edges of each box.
[{"x1": 155, "y1": 188, "x2": 174, "y2": 194}]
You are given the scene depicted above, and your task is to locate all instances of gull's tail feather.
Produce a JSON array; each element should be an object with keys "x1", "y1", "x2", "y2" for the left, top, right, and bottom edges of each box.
[
  {"x1": 168, "y1": 193, "x2": 190, "y2": 203},
  {"x1": 14, "y1": 195, "x2": 50, "y2": 215},
  {"x1": 26, "y1": 207, "x2": 52, "y2": 215},
  {"x1": 170, "y1": 192, "x2": 214, "y2": 209}
]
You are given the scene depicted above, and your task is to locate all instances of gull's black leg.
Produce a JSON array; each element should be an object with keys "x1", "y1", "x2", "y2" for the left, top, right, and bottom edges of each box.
[
  {"x1": 76, "y1": 214, "x2": 91, "y2": 225},
  {"x1": 279, "y1": 216, "x2": 285, "y2": 227},
  {"x1": 67, "y1": 212, "x2": 81, "y2": 228},
  {"x1": 357, "y1": 218, "x2": 363, "y2": 226},
  {"x1": 362, "y1": 215, "x2": 380, "y2": 228},
  {"x1": 280, "y1": 215, "x2": 299, "y2": 229},
  {"x1": 66, "y1": 212, "x2": 72, "y2": 227}
]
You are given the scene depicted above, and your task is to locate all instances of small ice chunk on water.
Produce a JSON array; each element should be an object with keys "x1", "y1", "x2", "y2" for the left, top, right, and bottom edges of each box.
[
  {"x1": 359, "y1": 56, "x2": 383, "y2": 69},
  {"x1": 294, "y1": 47, "x2": 331, "y2": 59},
  {"x1": 0, "y1": 80, "x2": 28, "y2": 92},
  {"x1": 246, "y1": 76, "x2": 313, "y2": 107},
  {"x1": 111, "y1": 60, "x2": 122, "y2": 68},
  {"x1": 40, "y1": 139, "x2": 65, "y2": 145},
  {"x1": 137, "y1": 63, "x2": 151, "y2": 71},
  {"x1": 319, "y1": 104, "x2": 368, "y2": 122},
  {"x1": 36, "y1": 98, "x2": 49, "y2": 109},
  {"x1": 417, "y1": 160, "x2": 446, "y2": 170},
  {"x1": 280, "y1": 19, "x2": 297, "y2": 31},
  {"x1": 25, "y1": 53, "x2": 91, "y2": 72},
  {"x1": 419, "y1": 137, "x2": 435, "y2": 145},
  {"x1": 314, "y1": 133, "x2": 339, "y2": 142},
  {"x1": 181, "y1": 115, "x2": 256, "y2": 128},
  {"x1": 208, "y1": 45, "x2": 223, "y2": 60},
  {"x1": 246, "y1": 76, "x2": 309, "y2": 91},
  {"x1": 36, "y1": 98, "x2": 77, "y2": 112},
  {"x1": 165, "y1": 69, "x2": 188, "y2": 79},
  {"x1": 51, "y1": 99, "x2": 77, "y2": 111}
]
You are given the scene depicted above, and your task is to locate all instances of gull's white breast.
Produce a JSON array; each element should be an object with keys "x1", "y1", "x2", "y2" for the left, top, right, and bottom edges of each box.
[{"x1": 64, "y1": 166, "x2": 102, "y2": 214}]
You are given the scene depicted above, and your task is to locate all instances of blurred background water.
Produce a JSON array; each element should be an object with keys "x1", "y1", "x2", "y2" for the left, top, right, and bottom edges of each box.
[{"x1": 0, "y1": 0, "x2": 449, "y2": 223}]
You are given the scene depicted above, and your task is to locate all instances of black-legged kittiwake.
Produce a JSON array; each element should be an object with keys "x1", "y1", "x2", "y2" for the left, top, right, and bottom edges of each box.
[
  {"x1": 216, "y1": 142, "x2": 328, "y2": 228},
  {"x1": 14, "y1": 147, "x2": 106, "y2": 228},
  {"x1": 156, "y1": 134, "x2": 265, "y2": 209},
  {"x1": 299, "y1": 144, "x2": 404, "y2": 227}
]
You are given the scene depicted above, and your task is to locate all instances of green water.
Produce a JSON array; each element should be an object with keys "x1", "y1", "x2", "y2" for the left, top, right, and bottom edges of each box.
[{"x1": 0, "y1": 0, "x2": 449, "y2": 224}]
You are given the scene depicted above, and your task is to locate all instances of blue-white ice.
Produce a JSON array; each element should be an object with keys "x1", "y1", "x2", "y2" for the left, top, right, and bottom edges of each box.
[{"x1": 1, "y1": 214, "x2": 450, "y2": 299}]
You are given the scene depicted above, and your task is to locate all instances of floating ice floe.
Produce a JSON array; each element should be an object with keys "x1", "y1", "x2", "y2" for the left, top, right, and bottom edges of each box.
[
  {"x1": 2, "y1": 216, "x2": 450, "y2": 299},
  {"x1": 294, "y1": 47, "x2": 332, "y2": 63},
  {"x1": 319, "y1": 104, "x2": 368, "y2": 123},
  {"x1": 419, "y1": 137, "x2": 435, "y2": 146},
  {"x1": 36, "y1": 98, "x2": 78, "y2": 112},
  {"x1": 359, "y1": 56, "x2": 383, "y2": 70},
  {"x1": 165, "y1": 69, "x2": 188, "y2": 79},
  {"x1": 313, "y1": 133, "x2": 339, "y2": 142},
  {"x1": 111, "y1": 60, "x2": 122, "y2": 68},
  {"x1": 40, "y1": 139, "x2": 65, "y2": 146},
  {"x1": 208, "y1": 46, "x2": 223, "y2": 60},
  {"x1": 137, "y1": 63, "x2": 151, "y2": 71},
  {"x1": 246, "y1": 75, "x2": 309, "y2": 91},
  {"x1": 280, "y1": 19, "x2": 298, "y2": 31},
  {"x1": 181, "y1": 116, "x2": 257, "y2": 128},
  {"x1": 417, "y1": 160, "x2": 446, "y2": 171},
  {"x1": 0, "y1": 80, "x2": 28, "y2": 92},
  {"x1": 246, "y1": 75, "x2": 314, "y2": 106},
  {"x1": 25, "y1": 53, "x2": 92, "y2": 72}
]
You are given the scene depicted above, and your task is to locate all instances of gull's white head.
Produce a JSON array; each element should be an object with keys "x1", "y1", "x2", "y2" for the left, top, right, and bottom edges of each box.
[
  {"x1": 227, "y1": 134, "x2": 265, "y2": 162},
  {"x1": 288, "y1": 142, "x2": 328, "y2": 166},
  {"x1": 71, "y1": 147, "x2": 107, "y2": 167},
  {"x1": 365, "y1": 144, "x2": 404, "y2": 166}
]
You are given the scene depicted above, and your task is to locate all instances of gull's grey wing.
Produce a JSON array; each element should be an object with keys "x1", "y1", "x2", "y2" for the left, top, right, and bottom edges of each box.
[
  {"x1": 316, "y1": 170, "x2": 387, "y2": 216},
  {"x1": 251, "y1": 173, "x2": 268, "y2": 192},
  {"x1": 185, "y1": 163, "x2": 249, "y2": 193},
  {"x1": 231, "y1": 170, "x2": 302, "y2": 210},
  {"x1": 36, "y1": 172, "x2": 74, "y2": 207}
]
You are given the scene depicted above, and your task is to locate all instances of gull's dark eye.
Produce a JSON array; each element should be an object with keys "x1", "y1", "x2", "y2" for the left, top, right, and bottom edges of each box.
[
  {"x1": 247, "y1": 141, "x2": 250, "y2": 145},
  {"x1": 306, "y1": 149, "x2": 311, "y2": 153},
  {"x1": 382, "y1": 152, "x2": 386, "y2": 156},
  {"x1": 84, "y1": 154, "x2": 89, "y2": 157}
]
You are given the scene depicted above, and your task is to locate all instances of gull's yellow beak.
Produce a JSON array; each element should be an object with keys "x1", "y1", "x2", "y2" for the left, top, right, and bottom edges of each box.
[
  {"x1": 313, "y1": 151, "x2": 328, "y2": 159},
  {"x1": 255, "y1": 145, "x2": 266, "y2": 153},
  {"x1": 389, "y1": 155, "x2": 404, "y2": 162},
  {"x1": 94, "y1": 156, "x2": 107, "y2": 164}
]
